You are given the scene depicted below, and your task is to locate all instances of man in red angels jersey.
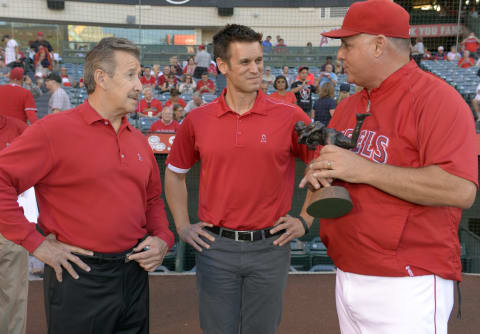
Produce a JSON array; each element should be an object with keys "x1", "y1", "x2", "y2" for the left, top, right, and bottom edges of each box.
[
  {"x1": 0, "y1": 67, "x2": 38, "y2": 124},
  {"x1": 149, "y1": 106, "x2": 179, "y2": 132},
  {"x1": 137, "y1": 85, "x2": 162, "y2": 117},
  {"x1": 303, "y1": 1, "x2": 478, "y2": 333},
  {"x1": 140, "y1": 66, "x2": 156, "y2": 87}
]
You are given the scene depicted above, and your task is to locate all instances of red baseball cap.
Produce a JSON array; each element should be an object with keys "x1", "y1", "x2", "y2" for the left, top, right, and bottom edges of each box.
[
  {"x1": 10, "y1": 67, "x2": 24, "y2": 81},
  {"x1": 37, "y1": 32, "x2": 44, "y2": 36},
  {"x1": 322, "y1": 0, "x2": 410, "y2": 39}
]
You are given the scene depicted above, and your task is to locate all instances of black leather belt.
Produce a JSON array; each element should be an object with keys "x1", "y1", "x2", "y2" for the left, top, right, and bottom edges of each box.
[
  {"x1": 205, "y1": 226, "x2": 285, "y2": 242},
  {"x1": 76, "y1": 236, "x2": 148, "y2": 264}
]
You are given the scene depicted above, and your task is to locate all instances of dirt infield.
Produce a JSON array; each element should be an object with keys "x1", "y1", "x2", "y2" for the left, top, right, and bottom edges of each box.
[{"x1": 27, "y1": 273, "x2": 480, "y2": 334}]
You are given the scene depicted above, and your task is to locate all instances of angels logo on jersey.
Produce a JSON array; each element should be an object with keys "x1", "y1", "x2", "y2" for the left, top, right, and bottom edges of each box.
[
  {"x1": 343, "y1": 128, "x2": 389, "y2": 164},
  {"x1": 299, "y1": 85, "x2": 312, "y2": 102}
]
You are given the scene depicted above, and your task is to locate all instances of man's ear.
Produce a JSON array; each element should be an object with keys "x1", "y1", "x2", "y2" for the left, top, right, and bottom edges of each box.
[
  {"x1": 94, "y1": 69, "x2": 107, "y2": 90},
  {"x1": 216, "y1": 57, "x2": 229, "y2": 76},
  {"x1": 374, "y1": 35, "x2": 387, "y2": 58}
]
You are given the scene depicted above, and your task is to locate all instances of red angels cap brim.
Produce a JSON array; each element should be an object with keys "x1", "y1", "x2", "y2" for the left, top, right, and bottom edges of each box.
[{"x1": 322, "y1": 28, "x2": 361, "y2": 39}]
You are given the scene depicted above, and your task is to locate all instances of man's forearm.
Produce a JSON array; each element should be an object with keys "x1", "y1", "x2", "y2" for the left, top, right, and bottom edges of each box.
[{"x1": 164, "y1": 168, "x2": 191, "y2": 232}]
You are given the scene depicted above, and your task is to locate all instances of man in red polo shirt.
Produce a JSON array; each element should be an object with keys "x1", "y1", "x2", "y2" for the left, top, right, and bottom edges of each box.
[
  {"x1": 0, "y1": 114, "x2": 29, "y2": 334},
  {"x1": 195, "y1": 72, "x2": 215, "y2": 94},
  {"x1": 461, "y1": 32, "x2": 480, "y2": 58},
  {"x1": 0, "y1": 37, "x2": 174, "y2": 334},
  {"x1": 0, "y1": 67, "x2": 37, "y2": 125},
  {"x1": 164, "y1": 88, "x2": 187, "y2": 108},
  {"x1": 137, "y1": 85, "x2": 162, "y2": 117},
  {"x1": 303, "y1": 1, "x2": 477, "y2": 332},
  {"x1": 140, "y1": 66, "x2": 156, "y2": 87},
  {"x1": 149, "y1": 106, "x2": 179, "y2": 133},
  {"x1": 165, "y1": 24, "x2": 314, "y2": 334},
  {"x1": 458, "y1": 50, "x2": 475, "y2": 68}
]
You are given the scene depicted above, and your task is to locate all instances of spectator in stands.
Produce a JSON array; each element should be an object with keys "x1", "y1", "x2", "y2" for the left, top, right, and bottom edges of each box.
[
  {"x1": 336, "y1": 83, "x2": 351, "y2": 105},
  {"x1": 30, "y1": 32, "x2": 53, "y2": 54},
  {"x1": 170, "y1": 56, "x2": 183, "y2": 77},
  {"x1": 461, "y1": 32, "x2": 480, "y2": 59},
  {"x1": 0, "y1": 112, "x2": 30, "y2": 334},
  {"x1": 269, "y1": 75, "x2": 297, "y2": 105},
  {"x1": 306, "y1": 1, "x2": 477, "y2": 333},
  {"x1": 208, "y1": 60, "x2": 218, "y2": 77},
  {"x1": 183, "y1": 57, "x2": 196, "y2": 77},
  {"x1": 295, "y1": 66, "x2": 315, "y2": 85},
  {"x1": 194, "y1": 45, "x2": 211, "y2": 79},
  {"x1": 2, "y1": 34, "x2": 19, "y2": 67},
  {"x1": 276, "y1": 35, "x2": 281, "y2": 44},
  {"x1": 274, "y1": 38, "x2": 288, "y2": 54},
  {"x1": 319, "y1": 63, "x2": 338, "y2": 87},
  {"x1": 173, "y1": 103, "x2": 186, "y2": 123},
  {"x1": 165, "y1": 24, "x2": 314, "y2": 334},
  {"x1": 149, "y1": 106, "x2": 180, "y2": 132},
  {"x1": 152, "y1": 64, "x2": 161, "y2": 80},
  {"x1": 260, "y1": 80, "x2": 269, "y2": 94},
  {"x1": 160, "y1": 74, "x2": 179, "y2": 93},
  {"x1": 34, "y1": 46, "x2": 52, "y2": 77},
  {"x1": 60, "y1": 67, "x2": 72, "y2": 87},
  {"x1": 281, "y1": 65, "x2": 295, "y2": 87},
  {"x1": 312, "y1": 82, "x2": 336, "y2": 124},
  {"x1": 140, "y1": 67, "x2": 156, "y2": 87},
  {"x1": 411, "y1": 37, "x2": 424, "y2": 65},
  {"x1": 335, "y1": 59, "x2": 344, "y2": 74},
  {"x1": 45, "y1": 72, "x2": 72, "y2": 114},
  {"x1": 434, "y1": 46, "x2": 447, "y2": 60},
  {"x1": 321, "y1": 56, "x2": 336, "y2": 73},
  {"x1": 158, "y1": 65, "x2": 171, "y2": 87},
  {"x1": 179, "y1": 74, "x2": 196, "y2": 95},
  {"x1": 262, "y1": 66, "x2": 275, "y2": 86},
  {"x1": 0, "y1": 67, "x2": 37, "y2": 124},
  {"x1": 196, "y1": 72, "x2": 215, "y2": 94},
  {"x1": 262, "y1": 35, "x2": 273, "y2": 53},
  {"x1": 471, "y1": 82, "x2": 480, "y2": 121},
  {"x1": 447, "y1": 45, "x2": 461, "y2": 61},
  {"x1": 0, "y1": 37, "x2": 174, "y2": 334},
  {"x1": 165, "y1": 88, "x2": 187, "y2": 108},
  {"x1": 422, "y1": 48, "x2": 433, "y2": 60},
  {"x1": 23, "y1": 74, "x2": 42, "y2": 97},
  {"x1": 291, "y1": 66, "x2": 320, "y2": 114},
  {"x1": 458, "y1": 50, "x2": 475, "y2": 68},
  {"x1": 185, "y1": 91, "x2": 205, "y2": 113},
  {"x1": 137, "y1": 86, "x2": 162, "y2": 117}
]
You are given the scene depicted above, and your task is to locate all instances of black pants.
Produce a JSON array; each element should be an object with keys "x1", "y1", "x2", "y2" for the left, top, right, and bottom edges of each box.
[{"x1": 43, "y1": 258, "x2": 149, "y2": 334}]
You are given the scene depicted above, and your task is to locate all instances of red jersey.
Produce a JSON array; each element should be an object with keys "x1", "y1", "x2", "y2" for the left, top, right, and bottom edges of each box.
[
  {"x1": 458, "y1": 57, "x2": 475, "y2": 68},
  {"x1": 196, "y1": 80, "x2": 215, "y2": 93},
  {"x1": 269, "y1": 91, "x2": 297, "y2": 105},
  {"x1": 141, "y1": 75, "x2": 156, "y2": 86},
  {"x1": 137, "y1": 98, "x2": 163, "y2": 116},
  {"x1": 0, "y1": 84, "x2": 38, "y2": 124},
  {"x1": 322, "y1": 60, "x2": 478, "y2": 281},
  {"x1": 463, "y1": 37, "x2": 480, "y2": 53},
  {"x1": 165, "y1": 98, "x2": 187, "y2": 108},
  {"x1": 0, "y1": 114, "x2": 27, "y2": 150},
  {"x1": 166, "y1": 90, "x2": 315, "y2": 230},
  {"x1": 0, "y1": 101, "x2": 174, "y2": 253},
  {"x1": 150, "y1": 120, "x2": 180, "y2": 133}
]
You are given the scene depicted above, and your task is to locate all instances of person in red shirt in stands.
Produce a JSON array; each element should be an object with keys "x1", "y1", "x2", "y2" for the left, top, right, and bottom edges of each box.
[
  {"x1": 0, "y1": 67, "x2": 37, "y2": 124},
  {"x1": 461, "y1": 32, "x2": 480, "y2": 58},
  {"x1": 140, "y1": 66, "x2": 156, "y2": 87},
  {"x1": 164, "y1": 88, "x2": 187, "y2": 108},
  {"x1": 196, "y1": 72, "x2": 215, "y2": 94},
  {"x1": 149, "y1": 105, "x2": 180, "y2": 132},
  {"x1": 295, "y1": 66, "x2": 315, "y2": 85},
  {"x1": 269, "y1": 75, "x2": 297, "y2": 105},
  {"x1": 0, "y1": 37, "x2": 173, "y2": 333},
  {"x1": 60, "y1": 67, "x2": 72, "y2": 87},
  {"x1": 458, "y1": 50, "x2": 475, "y2": 68},
  {"x1": 137, "y1": 86, "x2": 162, "y2": 117}
]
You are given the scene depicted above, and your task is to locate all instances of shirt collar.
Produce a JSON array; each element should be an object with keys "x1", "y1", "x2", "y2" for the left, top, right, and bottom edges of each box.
[
  {"x1": 364, "y1": 60, "x2": 417, "y2": 99},
  {"x1": 79, "y1": 100, "x2": 133, "y2": 131},
  {"x1": 216, "y1": 89, "x2": 268, "y2": 117}
]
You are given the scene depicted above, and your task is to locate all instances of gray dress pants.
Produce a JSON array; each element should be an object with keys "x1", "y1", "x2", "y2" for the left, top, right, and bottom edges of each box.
[{"x1": 196, "y1": 233, "x2": 290, "y2": 334}]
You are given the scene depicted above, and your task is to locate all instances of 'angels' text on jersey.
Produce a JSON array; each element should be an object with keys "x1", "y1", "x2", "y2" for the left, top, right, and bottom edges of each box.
[{"x1": 343, "y1": 128, "x2": 389, "y2": 164}]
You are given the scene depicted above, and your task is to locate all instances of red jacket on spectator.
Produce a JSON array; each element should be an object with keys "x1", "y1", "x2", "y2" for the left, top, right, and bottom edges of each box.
[
  {"x1": 196, "y1": 80, "x2": 215, "y2": 94},
  {"x1": 458, "y1": 57, "x2": 475, "y2": 68},
  {"x1": 141, "y1": 75, "x2": 156, "y2": 86},
  {"x1": 150, "y1": 119, "x2": 180, "y2": 133},
  {"x1": 165, "y1": 98, "x2": 187, "y2": 108}
]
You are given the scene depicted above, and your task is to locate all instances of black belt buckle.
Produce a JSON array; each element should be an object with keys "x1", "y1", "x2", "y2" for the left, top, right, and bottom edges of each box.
[{"x1": 236, "y1": 231, "x2": 254, "y2": 242}]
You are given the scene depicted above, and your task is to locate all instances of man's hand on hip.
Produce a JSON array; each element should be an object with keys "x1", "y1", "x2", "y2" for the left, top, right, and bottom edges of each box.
[
  {"x1": 178, "y1": 222, "x2": 215, "y2": 252},
  {"x1": 32, "y1": 234, "x2": 93, "y2": 282}
]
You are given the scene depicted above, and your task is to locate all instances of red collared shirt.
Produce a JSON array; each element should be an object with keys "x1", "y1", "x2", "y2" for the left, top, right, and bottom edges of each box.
[
  {"x1": 196, "y1": 80, "x2": 215, "y2": 93},
  {"x1": 0, "y1": 84, "x2": 38, "y2": 124},
  {"x1": 0, "y1": 114, "x2": 27, "y2": 150},
  {"x1": 150, "y1": 119, "x2": 180, "y2": 133},
  {"x1": 166, "y1": 90, "x2": 314, "y2": 230},
  {"x1": 141, "y1": 76, "x2": 156, "y2": 86},
  {"x1": 165, "y1": 98, "x2": 187, "y2": 108},
  {"x1": 0, "y1": 101, "x2": 174, "y2": 253},
  {"x1": 137, "y1": 98, "x2": 163, "y2": 116}
]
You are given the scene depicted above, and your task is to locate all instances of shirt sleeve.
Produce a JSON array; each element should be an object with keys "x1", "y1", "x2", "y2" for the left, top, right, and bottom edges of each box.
[
  {"x1": 24, "y1": 90, "x2": 38, "y2": 124},
  {"x1": 143, "y1": 144, "x2": 174, "y2": 248},
  {"x1": 0, "y1": 122, "x2": 55, "y2": 252},
  {"x1": 166, "y1": 114, "x2": 199, "y2": 173},
  {"x1": 417, "y1": 86, "x2": 478, "y2": 187},
  {"x1": 291, "y1": 106, "x2": 316, "y2": 164}
]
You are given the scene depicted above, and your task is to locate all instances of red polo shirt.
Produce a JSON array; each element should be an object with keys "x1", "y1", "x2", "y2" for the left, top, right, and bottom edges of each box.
[
  {"x1": 196, "y1": 80, "x2": 215, "y2": 93},
  {"x1": 463, "y1": 37, "x2": 480, "y2": 53},
  {"x1": 141, "y1": 75, "x2": 156, "y2": 86},
  {"x1": 0, "y1": 115, "x2": 27, "y2": 150},
  {"x1": 166, "y1": 90, "x2": 314, "y2": 230},
  {"x1": 137, "y1": 98, "x2": 163, "y2": 116},
  {"x1": 150, "y1": 119, "x2": 180, "y2": 133},
  {"x1": 0, "y1": 84, "x2": 38, "y2": 124},
  {"x1": 165, "y1": 98, "x2": 186, "y2": 108},
  {"x1": 0, "y1": 101, "x2": 174, "y2": 253}
]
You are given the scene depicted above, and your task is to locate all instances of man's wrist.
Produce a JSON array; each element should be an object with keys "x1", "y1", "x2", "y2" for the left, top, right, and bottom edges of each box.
[{"x1": 298, "y1": 216, "x2": 310, "y2": 234}]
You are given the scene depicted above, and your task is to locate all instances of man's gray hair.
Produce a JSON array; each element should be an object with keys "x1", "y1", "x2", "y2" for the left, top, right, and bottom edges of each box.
[
  {"x1": 388, "y1": 37, "x2": 411, "y2": 53},
  {"x1": 84, "y1": 37, "x2": 139, "y2": 94}
]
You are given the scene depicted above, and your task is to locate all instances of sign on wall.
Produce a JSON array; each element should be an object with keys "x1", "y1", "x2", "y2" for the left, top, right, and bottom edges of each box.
[{"x1": 410, "y1": 24, "x2": 464, "y2": 38}]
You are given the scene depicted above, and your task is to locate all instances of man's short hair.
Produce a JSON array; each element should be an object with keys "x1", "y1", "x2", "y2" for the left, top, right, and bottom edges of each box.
[
  {"x1": 213, "y1": 24, "x2": 263, "y2": 65},
  {"x1": 84, "y1": 37, "x2": 139, "y2": 94},
  {"x1": 388, "y1": 37, "x2": 411, "y2": 53}
]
